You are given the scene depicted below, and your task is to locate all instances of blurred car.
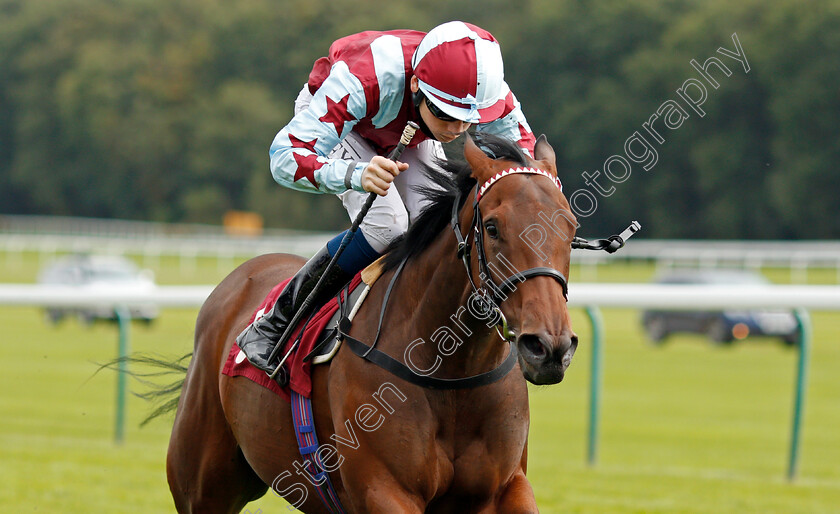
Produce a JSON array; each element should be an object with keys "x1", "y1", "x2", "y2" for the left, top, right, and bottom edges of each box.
[
  {"x1": 38, "y1": 254, "x2": 159, "y2": 324},
  {"x1": 641, "y1": 270, "x2": 800, "y2": 346}
]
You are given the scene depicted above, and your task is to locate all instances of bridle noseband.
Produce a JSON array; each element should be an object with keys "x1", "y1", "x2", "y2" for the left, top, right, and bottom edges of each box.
[{"x1": 451, "y1": 167, "x2": 570, "y2": 341}]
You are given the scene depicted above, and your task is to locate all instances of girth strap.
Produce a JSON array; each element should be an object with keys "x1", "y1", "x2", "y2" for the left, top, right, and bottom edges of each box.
[
  {"x1": 290, "y1": 391, "x2": 347, "y2": 513},
  {"x1": 339, "y1": 316, "x2": 519, "y2": 390}
]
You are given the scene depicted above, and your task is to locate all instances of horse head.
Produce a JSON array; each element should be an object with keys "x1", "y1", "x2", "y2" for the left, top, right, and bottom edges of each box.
[{"x1": 463, "y1": 134, "x2": 578, "y2": 385}]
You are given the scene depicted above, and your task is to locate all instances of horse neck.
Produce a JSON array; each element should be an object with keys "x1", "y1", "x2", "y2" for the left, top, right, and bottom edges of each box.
[{"x1": 381, "y1": 207, "x2": 506, "y2": 378}]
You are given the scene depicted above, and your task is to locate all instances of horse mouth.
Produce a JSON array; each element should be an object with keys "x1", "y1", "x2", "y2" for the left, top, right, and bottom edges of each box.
[
  {"x1": 517, "y1": 353, "x2": 573, "y2": 385},
  {"x1": 520, "y1": 362, "x2": 566, "y2": 385}
]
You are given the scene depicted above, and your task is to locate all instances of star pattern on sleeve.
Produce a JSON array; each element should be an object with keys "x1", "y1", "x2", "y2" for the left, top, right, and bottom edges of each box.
[
  {"x1": 289, "y1": 133, "x2": 318, "y2": 153},
  {"x1": 318, "y1": 94, "x2": 352, "y2": 137},
  {"x1": 292, "y1": 152, "x2": 326, "y2": 188}
]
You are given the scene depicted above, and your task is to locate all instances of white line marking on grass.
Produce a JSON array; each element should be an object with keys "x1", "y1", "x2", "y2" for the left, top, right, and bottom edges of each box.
[{"x1": 596, "y1": 464, "x2": 840, "y2": 489}]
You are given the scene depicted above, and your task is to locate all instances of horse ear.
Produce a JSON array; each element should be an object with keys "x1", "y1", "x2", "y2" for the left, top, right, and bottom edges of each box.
[
  {"x1": 463, "y1": 134, "x2": 494, "y2": 182},
  {"x1": 534, "y1": 134, "x2": 556, "y2": 167}
]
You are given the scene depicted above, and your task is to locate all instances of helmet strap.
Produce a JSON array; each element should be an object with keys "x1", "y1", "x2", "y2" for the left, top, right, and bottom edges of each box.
[
  {"x1": 411, "y1": 90, "x2": 437, "y2": 140},
  {"x1": 412, "y1": 89, "x2": 424, "y2": 109}
]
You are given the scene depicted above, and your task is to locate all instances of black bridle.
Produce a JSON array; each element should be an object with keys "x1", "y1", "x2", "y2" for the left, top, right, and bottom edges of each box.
[
  {"x1": 452, "y1": 174, "x2": 642, "y2": 327},
  {"x1": 339, "y1": 166, "x2": 640, "y2": 389},
  {"x1": 339, "y1": 167, "x2": 573, "y2": 389},
  {"x1": 450, "y1": 169, "x2": 571, "y2": 340}
]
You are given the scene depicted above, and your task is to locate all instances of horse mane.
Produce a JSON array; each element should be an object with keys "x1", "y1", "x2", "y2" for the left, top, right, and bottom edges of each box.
[{"x1": 381, "y1": 132, "x2": 529, "y2": 272}]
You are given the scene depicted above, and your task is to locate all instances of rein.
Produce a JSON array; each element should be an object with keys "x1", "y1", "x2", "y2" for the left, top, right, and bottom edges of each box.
[
  {"x1": 339, "y1": 167, "x2": 568, "y2": 390},
  {"x1": 339, "y1": 252, "x2": 519, "y2": 390}
]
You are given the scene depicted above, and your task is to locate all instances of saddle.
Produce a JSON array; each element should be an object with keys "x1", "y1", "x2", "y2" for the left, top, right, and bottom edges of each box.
[{"x1": 222, "y1": 257, "x2": 387, "y2": 400}]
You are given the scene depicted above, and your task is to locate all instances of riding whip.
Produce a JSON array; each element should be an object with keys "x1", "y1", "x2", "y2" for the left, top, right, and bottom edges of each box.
[{"x1": 268, "y1": 121, "x2": 420, "y2": 379}]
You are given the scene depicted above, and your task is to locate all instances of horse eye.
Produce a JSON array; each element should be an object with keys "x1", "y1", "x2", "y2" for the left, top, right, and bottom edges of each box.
[{"x1": 485, "y1": 223, "x2": 499, "y2": 239}]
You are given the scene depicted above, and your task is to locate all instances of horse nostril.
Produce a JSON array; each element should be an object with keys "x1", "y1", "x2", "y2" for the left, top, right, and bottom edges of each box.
[{"x1": 519, "y1": 334, "x2": 549, "y2": 361}]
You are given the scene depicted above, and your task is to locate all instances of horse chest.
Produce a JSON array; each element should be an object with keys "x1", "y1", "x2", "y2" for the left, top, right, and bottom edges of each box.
[
  {"x1": 426, "y1": 401, "x2": 530, "y2": 501},
  {"x1": 415, "y1": 436, "x2": 526, "y2": 510}
]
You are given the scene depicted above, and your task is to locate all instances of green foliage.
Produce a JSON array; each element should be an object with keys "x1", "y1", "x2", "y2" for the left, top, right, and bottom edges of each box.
[{"x1": 0, "y1": 0, "x2": 838, "y2": 236}]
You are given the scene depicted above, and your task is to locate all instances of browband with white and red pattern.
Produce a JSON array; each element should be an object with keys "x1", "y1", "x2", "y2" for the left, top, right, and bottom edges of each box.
[{"x1": 476, "y1": 167, "x2": 562, "y2": 202}]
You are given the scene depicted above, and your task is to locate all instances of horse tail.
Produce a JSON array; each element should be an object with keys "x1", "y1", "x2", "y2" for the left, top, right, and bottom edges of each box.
[{"x1": 96, "y1": 353, "x2": 192, "y2": 426}]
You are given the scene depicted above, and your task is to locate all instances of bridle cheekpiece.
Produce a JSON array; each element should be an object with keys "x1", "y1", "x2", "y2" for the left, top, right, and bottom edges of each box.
[{"x1": 452, "y1": 166, "x2": 570, "y2": 342}]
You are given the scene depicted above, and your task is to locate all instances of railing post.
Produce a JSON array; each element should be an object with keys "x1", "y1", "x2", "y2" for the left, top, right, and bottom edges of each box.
[
  {"x1": 788, "y1": 308, "x2": 811, "y2": 480},
  {"x1": 114, "y1": 306, "x2": 131, "y2": 444},
  {"x1": 584, "y1": 306, "x2": 604, "y2": 466}
]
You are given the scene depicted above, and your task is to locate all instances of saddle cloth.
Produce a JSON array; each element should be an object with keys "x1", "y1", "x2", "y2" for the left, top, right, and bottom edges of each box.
[{"x1": 222, "y1": 258, "x2": 385, "y2": 401}]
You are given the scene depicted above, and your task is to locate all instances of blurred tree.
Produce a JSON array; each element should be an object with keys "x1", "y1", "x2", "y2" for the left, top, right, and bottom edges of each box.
[
  {"x1": 185, "y1": 80, "x2": 285, "y2": 222},
  {"x1": 758, "y1": 1, "x2": 840, "y2": 238},
  {"x1": 0, "y1": 0, "x2": 837, "y2": 238}
]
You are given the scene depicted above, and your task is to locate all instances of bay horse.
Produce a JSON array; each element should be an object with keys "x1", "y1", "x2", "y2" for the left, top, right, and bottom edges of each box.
[{"x1": 166, "y1": 133, "x2": 578, "y2": 513}]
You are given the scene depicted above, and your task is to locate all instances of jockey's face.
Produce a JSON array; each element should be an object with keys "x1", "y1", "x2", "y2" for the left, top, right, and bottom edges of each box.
[{"x1": 411, "y1": 76, "x2": 472, "y2": 143}]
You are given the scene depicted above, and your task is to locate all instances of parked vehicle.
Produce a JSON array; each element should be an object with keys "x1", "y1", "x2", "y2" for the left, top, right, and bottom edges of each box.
[
  {"x1": 641, "y1": 270, "x2": 800, "y2": 346},
  {"x1": 38, "y1": 254, "x2": 159, "y2": 324}
]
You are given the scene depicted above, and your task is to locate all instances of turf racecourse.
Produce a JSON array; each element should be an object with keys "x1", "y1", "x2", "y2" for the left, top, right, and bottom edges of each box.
[{"x1": 1, "y1": 255, "x2": 839, "y2": 512}]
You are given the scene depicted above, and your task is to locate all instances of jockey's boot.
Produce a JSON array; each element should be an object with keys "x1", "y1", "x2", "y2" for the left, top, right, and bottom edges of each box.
[{"x1": 236, "y1": 246, "x2": 352, "y2": 373}]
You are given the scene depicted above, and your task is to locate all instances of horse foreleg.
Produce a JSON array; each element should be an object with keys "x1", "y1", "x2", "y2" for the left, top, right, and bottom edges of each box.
[
  {"x1": 167, "y1": 353, "x2": 267, "y2": 513},
  {"x1": 350, "y1": 484, "x2": 426, "y2": 514},
  {"x1": 495, "y1": 470, "x2": 538, "y2": 514}
]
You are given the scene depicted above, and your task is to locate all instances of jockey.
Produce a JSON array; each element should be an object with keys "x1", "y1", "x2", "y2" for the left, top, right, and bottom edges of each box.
[{"x1": 238, "y1": 20, "x2": 536, "y2": 373}]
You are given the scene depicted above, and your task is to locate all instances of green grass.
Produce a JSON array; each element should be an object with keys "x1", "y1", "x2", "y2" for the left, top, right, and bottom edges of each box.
[
  {"x1": 1, "y1": 252, "x2": 839, "y2": 512},
  {"x1": 527, "y1": 308, "x2": 840, "y2": 513}
]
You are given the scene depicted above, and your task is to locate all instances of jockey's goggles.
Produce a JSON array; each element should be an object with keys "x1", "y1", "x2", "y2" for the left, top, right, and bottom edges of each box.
[{"x1": 422, "y1": 93, "x2": 461, "y2": 123}]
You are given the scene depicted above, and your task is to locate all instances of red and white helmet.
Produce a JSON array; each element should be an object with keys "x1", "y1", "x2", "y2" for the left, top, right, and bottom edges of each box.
[{"x1": 412, "y1": 21, "x2": 507, "y2": 124}]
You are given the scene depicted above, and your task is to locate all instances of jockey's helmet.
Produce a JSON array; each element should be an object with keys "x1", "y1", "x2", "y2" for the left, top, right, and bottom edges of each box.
[{"x1": 412, "y1": 21, "x2": 507, "y2": 124}]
